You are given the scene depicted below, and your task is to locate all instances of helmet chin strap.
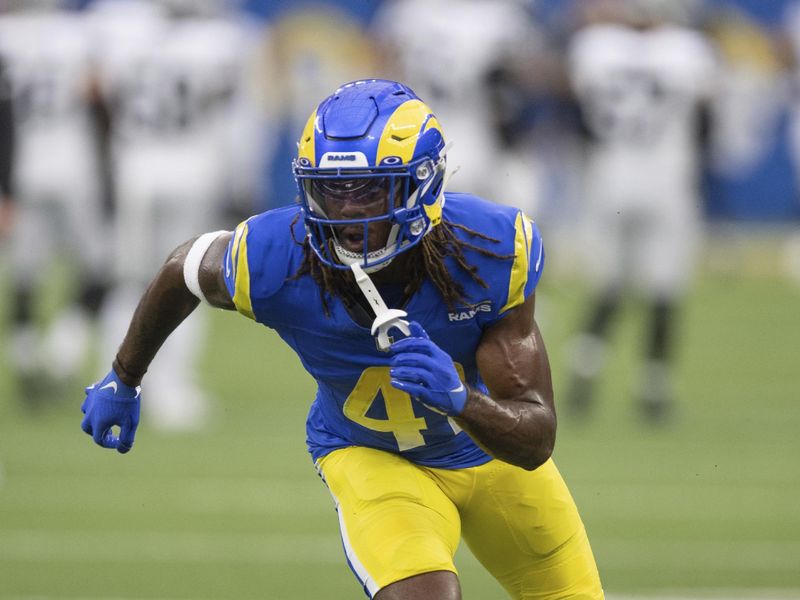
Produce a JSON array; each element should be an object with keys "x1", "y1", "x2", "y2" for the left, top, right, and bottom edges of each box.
[{"x1": 333, "y1": 242, "x2": 396, "y2": 274}]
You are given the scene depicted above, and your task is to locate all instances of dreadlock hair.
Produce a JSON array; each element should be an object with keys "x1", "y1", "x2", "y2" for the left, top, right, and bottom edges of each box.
[{"x1": 288, "y1": 212, "x2": 513, "y2": 316}]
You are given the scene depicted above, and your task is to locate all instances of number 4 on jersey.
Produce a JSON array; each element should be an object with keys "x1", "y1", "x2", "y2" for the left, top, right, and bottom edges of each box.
[
  {"x1": 343, "y1": 364, "x2": 464, "y2": 451},
  {"x1": 343, "y1": 367, "x2": 426, "y2": 451}
]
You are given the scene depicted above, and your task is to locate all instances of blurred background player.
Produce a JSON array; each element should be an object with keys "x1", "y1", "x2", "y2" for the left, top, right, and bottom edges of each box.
[
  {"x1": 0, "y1": 54, "x2": 13, "y2": 241},
  {"x1": 90, "y1": 0, "x2": 263, "y2": 430},
  {"x1": 0, "y1": 53, "x2": 10, "y2": 482},
  {"x1": 778, "y1": 0, "x2": 800, "y2": 283},
  {"x1": 563, "y1": 0, "x2": 719, "y2": 423},
  {"x1": 0, "y1": 0, "x2": 112, "y2": 406},
  {"x1": 779, "y1": 1, "x2": 800, "y2": 199},
  {"x1": 371, "y1": 0, "x2": 549, "y2": 216}
]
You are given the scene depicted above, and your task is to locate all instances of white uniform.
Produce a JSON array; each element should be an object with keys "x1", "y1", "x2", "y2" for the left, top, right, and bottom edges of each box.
[
  {"x1": 0, "y1": 9, "x2": 106, "y2": 287},
  {"x1": 372, "y1": 0, "x2": 544, "y2": 210},
  {"x1": 90, "y1": 0, "x2": 261, "y2": 428},
  {"x1": 90, "y1": 0, "x2": 257, "y2": 280},
  {"x1": 568, "y1": 23, "x2": 717, "y2": 299},
  {"x1": 0, "y1": 9, "x2": 108, "y2": 379}
]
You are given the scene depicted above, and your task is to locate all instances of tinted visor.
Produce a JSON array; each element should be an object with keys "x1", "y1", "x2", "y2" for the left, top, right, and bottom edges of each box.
[{"x1": 303, "y1": 176, "x2": 403, "y2": 220}]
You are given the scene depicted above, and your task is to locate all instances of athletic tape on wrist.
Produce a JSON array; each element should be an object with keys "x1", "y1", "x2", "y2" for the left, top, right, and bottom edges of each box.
[{"x1": 183, "y1": 230, "x2": 228, "y2": 303}]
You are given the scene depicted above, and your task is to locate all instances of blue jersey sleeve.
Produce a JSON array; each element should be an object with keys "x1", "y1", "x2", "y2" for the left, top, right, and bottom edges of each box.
[
  {"x1": 497, "y1": 211, "x2": 544, "y2": 316},
  {"x1": 222, "y1": 207, "x2": 305, "y2": 324}
]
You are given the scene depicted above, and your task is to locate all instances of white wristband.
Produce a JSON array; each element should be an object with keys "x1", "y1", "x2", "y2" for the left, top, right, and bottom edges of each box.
[{"x1": 183, "y1": 230, "x2": 228, "y2": 304}]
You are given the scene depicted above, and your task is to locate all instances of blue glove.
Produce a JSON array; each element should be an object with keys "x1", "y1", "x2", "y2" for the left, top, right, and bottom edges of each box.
[
  {"x1": 389, "y1": 321, "x2": 468, "y2": 416},
  {"x1": 81, "y1": 369, "x2": 141, "y2": 454}
]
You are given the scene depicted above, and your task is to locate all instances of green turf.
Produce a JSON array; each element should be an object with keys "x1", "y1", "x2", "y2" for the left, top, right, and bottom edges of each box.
[{"x1": 1, "y1": 273, "x2": 799, "y2": 599}]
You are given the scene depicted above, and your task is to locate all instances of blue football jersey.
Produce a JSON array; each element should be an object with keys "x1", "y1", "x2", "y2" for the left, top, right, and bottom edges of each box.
[{"x1": 223, "y1": 192, "x2": 544, "y2": 469}]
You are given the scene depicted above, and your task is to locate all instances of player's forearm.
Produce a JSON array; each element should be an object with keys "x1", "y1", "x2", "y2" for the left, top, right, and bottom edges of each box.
[
  {"x1": 113, "y1": 241, "x2": 200, "y2": 387},
  {"x1": 456, "y1": 389, "x2": 556, "y2": 471}
]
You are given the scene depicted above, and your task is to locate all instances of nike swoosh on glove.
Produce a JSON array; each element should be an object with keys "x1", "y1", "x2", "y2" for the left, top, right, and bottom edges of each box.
[
  {"x1": 389, "y1": 321, "x2": 468, "y2": 416},
  {"x1": 81, "y1": 369, "x2": 141, "y2": 454}
]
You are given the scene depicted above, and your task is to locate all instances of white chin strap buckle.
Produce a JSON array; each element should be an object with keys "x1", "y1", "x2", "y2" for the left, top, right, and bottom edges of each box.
[{"x1": 351, "y1": 263, "x2": 411, "y2": 352}]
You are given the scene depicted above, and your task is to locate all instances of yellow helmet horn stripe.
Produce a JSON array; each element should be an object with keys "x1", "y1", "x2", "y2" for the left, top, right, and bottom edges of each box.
[
  {"x1": 376, "y1": 99, "x2": 442, "y2": 165},
  {"x1": 297, "y1": 109, "x2": 318, "y2": 167},
  {"x1": 377, "y1": 100, "x2": 444, "y2": 227}
]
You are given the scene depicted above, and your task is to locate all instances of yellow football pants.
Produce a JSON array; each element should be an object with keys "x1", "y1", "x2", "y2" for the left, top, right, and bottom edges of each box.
[{"x1": 317, "y1": 446, "x2": 604, "y2": 599}]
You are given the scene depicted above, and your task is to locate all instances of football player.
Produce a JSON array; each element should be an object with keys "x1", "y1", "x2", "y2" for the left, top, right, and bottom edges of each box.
[
  {"x1": 89, "y1": 0, "x2": 262, "y2": 429},
  {"x1": 0, "y1": 55, "x2": 13, "y2": 239},
  {"x1": 779, "y1": 2, "x2": 800, "y2": 197},
  {"x1": 0, "y1": 1, "x2": 111, "y2": 402},
  {"x1": 371, "y1": 0, "x2": 547, "y2": 215},
  {"x1": 80, "y1": 79, "x2": 604, "y2": 599},
  {"x1": 564, "y1": 0, "x2": 718, "y2": 422}
]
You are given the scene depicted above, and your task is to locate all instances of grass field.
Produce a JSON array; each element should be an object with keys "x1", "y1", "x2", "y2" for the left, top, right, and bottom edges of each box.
[{"x1": 1, "y1": 269, "x2": 799, "y2": 599}]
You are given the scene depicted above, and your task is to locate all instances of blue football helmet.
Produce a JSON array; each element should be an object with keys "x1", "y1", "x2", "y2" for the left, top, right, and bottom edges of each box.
[{"x1": 293, "y1": 79, "x2": 447, "y2": 272}]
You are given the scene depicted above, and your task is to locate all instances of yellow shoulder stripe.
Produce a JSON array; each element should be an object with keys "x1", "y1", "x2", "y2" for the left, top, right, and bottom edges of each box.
[
  {"x1": 231, "y1": 221, "x2": 255, "y2": 320},
  {"x1": 500, "y1": 211, "x2": 534, "y2": 314},
  {"x1": 229, "y1": 221, "x2": 244, "y2": 278}
]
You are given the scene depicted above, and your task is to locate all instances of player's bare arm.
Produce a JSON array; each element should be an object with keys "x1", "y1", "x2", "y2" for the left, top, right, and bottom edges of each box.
[
  {"x1": 196, "y1": 232, "x2": 235, "y2": 310},
  {"x1": 113, "y1": 233, "x2": 234, "y2": 387},
  {"x1": 81, "y1": 233, "x2": 230, "y2": 452},
  {"x1": 456, "y1": 292, "x2": 556, "y2": 471}
]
